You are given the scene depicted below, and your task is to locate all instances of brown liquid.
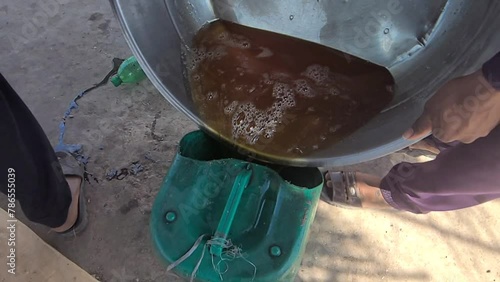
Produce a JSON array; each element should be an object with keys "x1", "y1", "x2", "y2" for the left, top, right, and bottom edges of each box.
[{"x1": 186, "y1": 20, "x2": 394, "y2": 158}]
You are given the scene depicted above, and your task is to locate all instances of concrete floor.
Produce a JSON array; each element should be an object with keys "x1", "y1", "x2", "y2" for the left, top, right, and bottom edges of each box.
[{"x1": 0, "y1": 0, "x2": 499, "y2": 281}]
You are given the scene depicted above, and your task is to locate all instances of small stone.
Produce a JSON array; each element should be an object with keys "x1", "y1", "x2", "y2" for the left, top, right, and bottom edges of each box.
[
  {"x1": 130, "y1": 162, "x2": 144, "y2": 175},
  {"x1": 106, "y1": 168, "x2": 118, "y2": 180}
]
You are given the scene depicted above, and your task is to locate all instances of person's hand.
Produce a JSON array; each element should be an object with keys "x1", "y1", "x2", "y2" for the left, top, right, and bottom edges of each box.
[{"x1": 403, "y1": 70, "x2": 500, "y2": 143}]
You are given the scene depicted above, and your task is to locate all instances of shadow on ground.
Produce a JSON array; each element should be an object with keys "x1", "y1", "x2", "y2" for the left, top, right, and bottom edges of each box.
[{"x1": 297, "y1": 154, "x2": 500, "y2": 282}]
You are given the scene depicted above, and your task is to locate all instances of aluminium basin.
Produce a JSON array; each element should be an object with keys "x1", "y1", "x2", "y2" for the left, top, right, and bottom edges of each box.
[{"x1": 110, "y1": 0, "x2": 500, "y2": 167}]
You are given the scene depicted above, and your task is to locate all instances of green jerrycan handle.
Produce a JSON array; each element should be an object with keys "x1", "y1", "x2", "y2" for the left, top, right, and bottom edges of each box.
[{"x1": 210, "y1": 164, "x2": 253, "y2": 257}]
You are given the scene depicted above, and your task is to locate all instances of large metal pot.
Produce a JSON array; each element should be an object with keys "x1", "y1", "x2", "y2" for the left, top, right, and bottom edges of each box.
[{"x1": 110, "y1": 0, "x2": 500, "y2": 167}]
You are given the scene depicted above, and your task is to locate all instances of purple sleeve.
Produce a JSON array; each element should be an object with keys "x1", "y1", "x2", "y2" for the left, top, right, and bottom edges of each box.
[{"x1": 482, "y1": 52, "x2": 500, "y2": 90}]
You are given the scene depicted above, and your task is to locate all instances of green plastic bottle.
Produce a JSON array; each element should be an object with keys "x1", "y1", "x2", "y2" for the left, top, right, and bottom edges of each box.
[{"x1": 111, "y1": 56, "x2": 147, "y2": 87}]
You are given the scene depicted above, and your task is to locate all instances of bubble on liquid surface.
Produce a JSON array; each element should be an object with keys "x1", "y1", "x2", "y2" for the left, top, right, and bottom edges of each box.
[
  {"x1": 206, "y1": 91, "x2": 218, "y2": 101},
  {"x1": 329, "y1": 125, "x2": 342, "y2": 133},
  {"x1": 229, "y1": 80, "x2": 299, "y2": 144},
  {"x1": 329, "y1": 88, "x2": 339, "y2": 96},
  {"x1": 224, "y1": 101, "x2": 238, "y2": 115},
  {"x1": 294, "y1": 79, "x2": 315, "y2": 97},
  {"x1": 222, "y1": 34, "x2": 252, "y2": 49},
  {"x1": 218, "y1": 32, "x2": 228, "y2": 40},
  {"x1": 303, "y1": 65, "x2": 329, "y2": 84}
]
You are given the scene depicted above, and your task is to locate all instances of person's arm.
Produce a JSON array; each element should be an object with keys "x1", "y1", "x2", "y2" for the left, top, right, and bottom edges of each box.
[{"x1": 403, "y1": 52, "x2": 500, "y2": 143}]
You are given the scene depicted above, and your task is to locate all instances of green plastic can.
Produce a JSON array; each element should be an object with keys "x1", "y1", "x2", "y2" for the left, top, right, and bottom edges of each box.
[{"x1": 151, "y1": 131, "x2": 323, "y2": 281}]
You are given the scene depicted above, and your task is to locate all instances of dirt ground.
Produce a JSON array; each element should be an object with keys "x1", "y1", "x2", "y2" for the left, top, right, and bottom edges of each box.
[{"x1": 0, "y1": 0, "x2": 499, "y2": 281}]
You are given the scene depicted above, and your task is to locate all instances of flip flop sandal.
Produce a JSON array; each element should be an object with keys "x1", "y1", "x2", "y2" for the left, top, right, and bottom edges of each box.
[
  {"x1": 55, "y1": 151, "x2": 88, "y2": 237},
  {"x1": 321, "y1": 171, "x2": 362, "y2": 209}
]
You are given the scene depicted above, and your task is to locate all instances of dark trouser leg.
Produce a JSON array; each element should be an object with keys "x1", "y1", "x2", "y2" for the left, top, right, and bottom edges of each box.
[
  {"x1": 380, "y1": 127, "x2": 500, "y2": 214},
  {"x1": 0, "y1": 74, "x2": 71, "y2": 227}
]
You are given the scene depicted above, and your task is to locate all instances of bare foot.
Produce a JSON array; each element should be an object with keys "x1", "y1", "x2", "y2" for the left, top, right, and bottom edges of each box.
[
  {"x1": 409, "y1": 139, "x2": 440, "y2": 155},
  {"x1": 325, "y1": 172, "x2": 393, "y2": 209},
  {"x1": 51, "y1": 176, "x2": 82, "y2": 233},
  {"x1": 354, "y1": 173, "x2": 392, "y2": 209}
]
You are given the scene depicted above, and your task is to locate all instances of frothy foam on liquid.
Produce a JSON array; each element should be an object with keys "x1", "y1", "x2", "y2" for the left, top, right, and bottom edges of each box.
[{"x1": 186, "y1": 20, "x2": 394, "y2": 158}]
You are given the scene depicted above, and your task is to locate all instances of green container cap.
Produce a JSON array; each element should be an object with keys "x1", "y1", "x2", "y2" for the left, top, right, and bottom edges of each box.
[{"x1": 111, "y1": 75, "x2": 122, "y2": 87}]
